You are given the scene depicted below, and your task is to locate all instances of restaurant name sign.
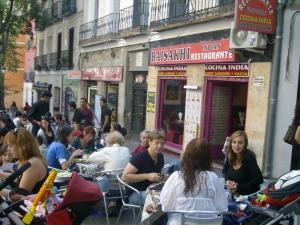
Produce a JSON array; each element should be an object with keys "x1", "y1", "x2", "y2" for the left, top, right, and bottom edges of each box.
[
  {"x1": 150, "y1": 40, "x2": 235, "y2": 65},
  {"x1": 236, "y1": 0, "x2": 277, "y2": 34},
  {"x1": 158, "y1": 65, "x2": 187, "y2": 76},
  {"x1": 205, "y1": 63, "x2": 249, "y2": 77},
  {"x1": 82, "y1": 66, "x2": 123, "y2": 82}
]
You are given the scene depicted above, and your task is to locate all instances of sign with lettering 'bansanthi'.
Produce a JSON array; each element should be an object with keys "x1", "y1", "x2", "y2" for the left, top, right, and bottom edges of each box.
[
  {"x1": 150, "y1": 40, "x2": 235, "y2": 65},
  {"x1": 236, "y1": 0, "x2": 277, "y2": 34},
  {"x1": 205, "y1": 63, "x2": 249, "y2": 77},
  {"x1": 82, "y1": 66, "x2": 123, "y2": 82}
]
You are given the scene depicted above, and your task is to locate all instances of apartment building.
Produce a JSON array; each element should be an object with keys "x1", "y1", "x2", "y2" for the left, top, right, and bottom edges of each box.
[
  {"x1": 34, "y1": 0, "x2": 280, "y2": 173},
  {"x1": 34, "y1": 0, "x2": 83, "y2": 116}
]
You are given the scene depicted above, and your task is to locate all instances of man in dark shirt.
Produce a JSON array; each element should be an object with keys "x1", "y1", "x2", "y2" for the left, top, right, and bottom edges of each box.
[
  {"x1": 79, "y1": 98, "x2": 93, "y2": 126},
  {"x1": 68, "y1": 101, "x2": 84, "y2": 126},
  {"x1": 122, "y1": 129, "x2": 165, "y2": 205},
  {"x1": 100, "y1": 98, "x2": 111, "y2": 133},
  {"x1": 27, "y1": 91, "x2": 52, "y2": 136}
]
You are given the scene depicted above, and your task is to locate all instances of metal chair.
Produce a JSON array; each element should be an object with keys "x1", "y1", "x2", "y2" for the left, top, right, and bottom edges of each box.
[
  {"x1": 115, "y1": 172, "x2": 143, "y2": 225},
  {"x1": 167, "y1": 209, "x2": 226, "y2": 225},
  {"x1": 94, "y1": 168, "x2": 124, "y2": 225}
]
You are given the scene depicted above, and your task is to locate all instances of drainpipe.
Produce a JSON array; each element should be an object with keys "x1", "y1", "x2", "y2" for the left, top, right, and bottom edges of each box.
[{"x1": 263, "y1": 0, "x2": 288, "y2": 178}]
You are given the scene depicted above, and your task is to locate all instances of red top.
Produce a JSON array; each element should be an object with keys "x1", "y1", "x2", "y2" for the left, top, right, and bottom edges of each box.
[{"x1": 132, "y1": 145, "x2": 146, "y2": 156}]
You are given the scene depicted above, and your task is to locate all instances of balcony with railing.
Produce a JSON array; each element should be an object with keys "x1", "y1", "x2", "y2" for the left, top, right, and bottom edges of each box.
[
  {"x1": 150, "y1": 0, "x2": 235, "y2": 31},
  {"x1": 34, "y1": 56, "x2": 42, "y2": 71},
  {"x1": 41, "y1": 54, "x2": 51, "y2": 70},
  {"x1": 79, "y1": 13, "x2": 119, "y2": 45},
  {"x1": 62, "y1": 0, "x2": 77, "y2": 16},
  {"x1": 51, "y1": 1, "x2": 63, "y2": 23},
  {"x1": 119, "y1": 2, "x2": 150, "y2": 38},
  {"x1": 34, "y1": 50, "x2": 73, "y2": 71}
]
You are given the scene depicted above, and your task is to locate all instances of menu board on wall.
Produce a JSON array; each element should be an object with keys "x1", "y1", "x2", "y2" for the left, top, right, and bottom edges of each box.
[
  {"x1": 94, "y1": 95, "x2": 102, "y2": 128},
  {"x1": 183, "y1": 88, "x2": 202, "y2": 148},
  {"x1": 147, "y1": 92, "x2": 156, "y2": 113}
]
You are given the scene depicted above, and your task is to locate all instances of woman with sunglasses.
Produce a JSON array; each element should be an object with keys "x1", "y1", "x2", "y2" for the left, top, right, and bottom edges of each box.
[{"x1": 0, "y1": 128, "x2": 48, "y2": 202}]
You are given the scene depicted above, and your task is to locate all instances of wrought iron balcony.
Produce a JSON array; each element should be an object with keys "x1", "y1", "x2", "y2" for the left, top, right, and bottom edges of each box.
[
  {"x1": 119, "y1": 2, "x2": 150, "y2": 37},
  {"x1": 41, "y1": 54, "x2": 51, "y2": 70},
  {"x1": 35, "y1": 51, "x2": 73, "y2": 71},
  {"x1": 51, "y1": 1, "x2": 62, "y2": 23},
  {"x1": 39, "y1": 8, "x2": 52, "y2": 30},
  {"x1": 60, "y1": 50, "x2": 73, "y2": 69},
  {"x1": 49, "y1": 52, "x2": 58, "y2": 70},
  {"x1": 79, "y1": 13, "x2": 119, "y2": 45},
  {"x1": 62, "y1": 0, "x2": 76, "y2": 16},
  {"x1": 150, "y1": 0, "x2": 235, "y2": 31},
  {"x1": 34, "y1": 56, "x2": 42, "y2": 71}
]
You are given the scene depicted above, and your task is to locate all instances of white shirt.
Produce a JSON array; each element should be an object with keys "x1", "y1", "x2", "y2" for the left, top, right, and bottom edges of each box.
[
  {"x1": 88, "y1": 144, "x2": 131, "y2": 173},
  {"x1": 160, "y1": 171, "x2": 228, "y2": 225}
]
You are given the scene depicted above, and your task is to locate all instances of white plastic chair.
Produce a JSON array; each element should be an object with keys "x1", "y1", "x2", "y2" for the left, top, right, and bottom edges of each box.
[
  {"x1": 115, "y1": 172, "x2": 143, "y2": 225},
  {"x1": 167, "y1": 209, "x2": 225, "y2": 225},
  {"x1": 94, "y1": 168, "x2": 124, "y2": 225}
]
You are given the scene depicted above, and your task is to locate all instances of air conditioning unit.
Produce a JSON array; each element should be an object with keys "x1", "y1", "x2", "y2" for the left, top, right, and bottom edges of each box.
[{"x1": 229, "y1": 22, "x2": 267, "y2": 49}]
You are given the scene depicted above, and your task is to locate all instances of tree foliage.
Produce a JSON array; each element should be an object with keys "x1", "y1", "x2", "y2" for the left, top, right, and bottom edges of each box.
[{"x1": 0, "y1": 0, "x2": 43, "y2": 69}]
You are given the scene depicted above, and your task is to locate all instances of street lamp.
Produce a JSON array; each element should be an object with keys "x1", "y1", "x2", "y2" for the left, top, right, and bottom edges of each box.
[{"x1": 0, "y1": 29, "x2": 9, "y2": 109}]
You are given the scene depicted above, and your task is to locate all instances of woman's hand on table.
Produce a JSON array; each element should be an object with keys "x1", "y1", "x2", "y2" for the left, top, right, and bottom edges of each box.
[
  {"x1": 71, "y1": 149, "x2": 84, "y2": 159},
  {"x1": 147, "y1": 173, "x2": 162, "y2": 183}
]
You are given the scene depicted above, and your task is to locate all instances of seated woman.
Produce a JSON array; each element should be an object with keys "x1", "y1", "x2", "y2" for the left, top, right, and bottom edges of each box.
[
  {"x1": 71, "y1": 126, "x2": 96, "y2": 154},
  {"x1": 159, "y1": 138, "x2": 227, "y2": 225},
  {"x1": 37, "y1": 116, "x2": 55, "y2": 147},
  {"x1": 222, "y1": 130, "x2": 263, "y2": 195},
  {"x1": 88, "y1": 131, "x2": 131, "y2": 174},
  {"x1": 0, "y1": 128, "x2": 48, "y2": 202},
  {"x1": 46, "y1": 126, "x2": 84, "y2": 170}
]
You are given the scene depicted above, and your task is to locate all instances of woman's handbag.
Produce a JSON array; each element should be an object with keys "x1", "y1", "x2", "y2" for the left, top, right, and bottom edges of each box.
[{"x1": 283, "y1": 121, "x2": 297, "y2": 145}]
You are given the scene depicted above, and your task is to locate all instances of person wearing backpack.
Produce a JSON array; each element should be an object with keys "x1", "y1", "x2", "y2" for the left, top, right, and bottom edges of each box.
[{"x1": 222, "y1": 130, "x2": 263, "y2": 195}]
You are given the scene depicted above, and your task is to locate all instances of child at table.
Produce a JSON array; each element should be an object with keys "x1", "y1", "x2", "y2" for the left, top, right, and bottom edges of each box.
[{"x1": 0, "y1": 144, "x2": 14, "y2": 172}]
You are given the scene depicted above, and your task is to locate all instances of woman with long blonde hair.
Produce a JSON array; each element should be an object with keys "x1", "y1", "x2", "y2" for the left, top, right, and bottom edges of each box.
[
  {"x1": 222, "y1": 130, "x2": 263, "y2": 195},
  {"x1": 0, "y1": 128, "x2": 48, "y2": 201}
]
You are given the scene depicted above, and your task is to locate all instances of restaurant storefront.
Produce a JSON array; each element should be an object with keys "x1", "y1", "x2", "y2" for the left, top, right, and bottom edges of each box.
[
  {"x1": 81, "y1": 66, "x2": 123, "y2": 114},
  {"x1": 147, "y1": 36, "x2": 271, "y2": 161}
]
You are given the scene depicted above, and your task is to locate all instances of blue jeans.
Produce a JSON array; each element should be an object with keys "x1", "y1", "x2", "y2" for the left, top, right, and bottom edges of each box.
[
  {"x1": 95, "y1": 176, "x2": 110, "y2": 193},
  {"x1": 129, "y1": 191, "x2": 146, "y2": 206}
]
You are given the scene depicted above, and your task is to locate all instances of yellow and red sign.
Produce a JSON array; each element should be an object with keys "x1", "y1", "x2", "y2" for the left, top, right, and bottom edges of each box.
[
  {"x1": 236, "y1": 0, "x2": 277, "y2": 34},
  {"x1": 205, "y1": 63, "x2": 249, "y2": 77}
]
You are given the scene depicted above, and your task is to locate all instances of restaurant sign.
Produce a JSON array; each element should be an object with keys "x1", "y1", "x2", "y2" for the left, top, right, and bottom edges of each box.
[
  {"x1": 236, "y1": 0, "x2": 277, "y2": 34},
  {"x1": 82, "y1": 66, "x2": 123, "y2": 82},
  {"x1": 158, "y1": 65, "x2": 187, "y2": 76},
  {"x1": 205, "y1": 63, "x2": 249, "y2": 77},
  {"x1": 150, "y1": 40, "x2": 235, "y2": 65}
]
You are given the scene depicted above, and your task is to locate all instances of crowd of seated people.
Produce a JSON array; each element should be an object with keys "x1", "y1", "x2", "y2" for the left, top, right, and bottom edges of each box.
[{"x1": 0, "y1": 94, "x2": 266, "y2": 225}]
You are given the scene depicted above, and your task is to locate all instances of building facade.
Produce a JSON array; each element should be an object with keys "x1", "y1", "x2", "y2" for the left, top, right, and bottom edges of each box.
[
  {"x1": 79, "y1": 0, "x2": 150, "y2": 133},
  {"x1": 34, "y1": 0, "x2": 83, "y2": 117},
  {"x1": 144, "y1": 0, "x2": 273, "y2": 170}
]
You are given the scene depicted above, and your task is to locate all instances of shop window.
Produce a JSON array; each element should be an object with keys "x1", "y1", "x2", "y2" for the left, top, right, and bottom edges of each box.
[
  {"x1": 160, "y1": 79, "x2": 186, "y2": 146},
  {"x1": 107, "y1": 84, "x2": 118, "y2": 113}
]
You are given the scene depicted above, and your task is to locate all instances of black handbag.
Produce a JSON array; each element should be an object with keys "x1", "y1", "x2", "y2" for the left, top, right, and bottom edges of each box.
[{"x1": 283, "y1": 121, "x2": 297, "y2": 145}]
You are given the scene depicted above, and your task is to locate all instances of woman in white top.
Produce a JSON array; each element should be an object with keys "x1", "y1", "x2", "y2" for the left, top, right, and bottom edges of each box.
[
  {"x1": 160, "y1": 138, "x2": 228, "y2": 225},
  {"x1": 88, "y1": 131, "x2": 131, "y2": 173}
]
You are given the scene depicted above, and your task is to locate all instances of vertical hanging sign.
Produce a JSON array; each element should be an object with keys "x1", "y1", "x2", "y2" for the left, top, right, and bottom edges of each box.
[{"x1": 236, "y1": 0, "x2": 277, "y2": 34}]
